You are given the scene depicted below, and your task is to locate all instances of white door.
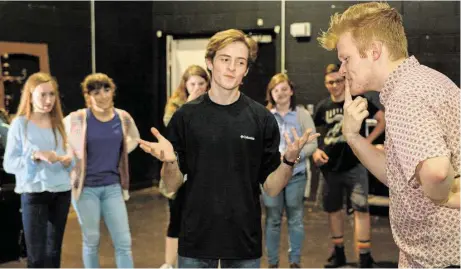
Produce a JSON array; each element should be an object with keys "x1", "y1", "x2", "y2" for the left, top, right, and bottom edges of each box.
[{"x1": 166, "y1": 36, "x2": 209, "y2": 98}]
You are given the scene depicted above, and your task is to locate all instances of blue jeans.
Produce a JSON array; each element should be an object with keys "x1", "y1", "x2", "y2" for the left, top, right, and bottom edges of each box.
[
  {"x1": 262, "y1": 172, "x2": 306, "y2": 265},
  {"x1": 72, "y1": 184, "x2": 133, "y2": 268},
  {"x1": 178, "y1": 256, "x2": 260, "y2": 268},
  {"x1": 21, "y1": 191, "x2": 71, "y2": 268}
]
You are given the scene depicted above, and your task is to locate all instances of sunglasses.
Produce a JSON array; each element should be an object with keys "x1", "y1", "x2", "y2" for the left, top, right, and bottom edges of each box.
[
  {"x1": 325, "y1": 78, "x2": 345, "y2": 86},
  {"x1": 87, "y1": 81, "x2": 111, "y2": 92}
]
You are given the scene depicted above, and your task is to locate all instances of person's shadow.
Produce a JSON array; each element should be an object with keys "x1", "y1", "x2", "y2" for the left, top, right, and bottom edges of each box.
[{"x1": 335, "y1": 261, "x2": 398, "y2": 268}]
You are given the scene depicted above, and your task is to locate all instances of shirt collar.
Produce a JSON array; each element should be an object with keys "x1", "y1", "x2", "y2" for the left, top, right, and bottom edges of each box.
[
  {"x1": 380, "y1": 56, "x2": 420, "y2": 106},
  {"x1": 272, "y1": 107, "x2": 296, "y2": 117}
]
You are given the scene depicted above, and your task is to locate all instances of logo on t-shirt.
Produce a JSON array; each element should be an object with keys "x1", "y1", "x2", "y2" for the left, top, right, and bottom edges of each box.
[
  {"x1": 324, "y1": 108, "x2": 346, "y2": 145},
  {"x1": 240, "y1": 135, "x2": 255, "y2": 141}
]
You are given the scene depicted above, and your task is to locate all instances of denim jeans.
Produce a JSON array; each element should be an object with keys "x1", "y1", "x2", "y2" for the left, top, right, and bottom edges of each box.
[
  {"x1": 72, "y1": 183, "x2": 133, "y2": 268},
  {"x1": 178, "y1": 256, "x2": 260, "y2": 268},
  {"x1": 262, "y1": 172, "x2": 307, "y2": 265},
  {"x1": 21, "y1": 190, "x2": 71, "y2": 268}
]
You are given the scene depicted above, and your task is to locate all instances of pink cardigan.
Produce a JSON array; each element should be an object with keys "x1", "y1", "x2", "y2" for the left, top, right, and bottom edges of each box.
[{"x1": 64, "y1": 108, "x2": 140, "y2": 201}]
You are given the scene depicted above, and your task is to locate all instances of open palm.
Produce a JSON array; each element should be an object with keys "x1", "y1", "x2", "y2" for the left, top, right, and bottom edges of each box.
[
  {"x1": 284, "y1": 127, "x2": 320, "y2": 161},
  {"x1": 138, "y1": 127, "x2": 176, "y2": 162}
]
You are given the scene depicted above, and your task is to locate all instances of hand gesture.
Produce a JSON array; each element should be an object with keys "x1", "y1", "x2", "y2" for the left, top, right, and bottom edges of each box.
[
  {"x1": 35, "y1": 150, "x2": 59, "y2": 164},
  {"x1": 186, "y1": 88, "x2": 206, "y2": 103},
  {"x1": 283, "y1": 128, "x2": 320, "y2": 162},
  {"x1": 313, "y1": 149, "x2": 329, "y2": 167},
  {"x1": 138, "y1": 127, "x2": 176, "y2": 163},
  {"x1": 342, "y1": 79, "x2": 369, "y2": 141},
  {"x1": 58, "y1": 154, "x2": 73, "y2": 167}
]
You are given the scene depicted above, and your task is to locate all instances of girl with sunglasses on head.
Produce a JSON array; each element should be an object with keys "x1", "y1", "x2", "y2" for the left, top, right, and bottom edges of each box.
[
  {"x1": 3, "y1": 72, "x2": 74, "y2": 268},
  {"x1": 64, "y1": 73, "x2": 140, "y2": 268}
]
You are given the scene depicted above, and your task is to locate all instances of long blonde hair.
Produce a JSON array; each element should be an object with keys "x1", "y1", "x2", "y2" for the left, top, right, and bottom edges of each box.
[
  {"x1": 16, "y1": 72, "x2": 67, "y2": 150},
  {"x1": 170, "y1": 65, "x2": 210, "y2": 104}
]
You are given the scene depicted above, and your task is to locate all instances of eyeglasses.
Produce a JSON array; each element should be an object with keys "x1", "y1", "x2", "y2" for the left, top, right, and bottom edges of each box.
[
  {"x1": 325, "y1": 78, "x2": 345, "y2": 86},
  {"x1": 87, "y1": 81, "x2": 111, "y2": 92}
]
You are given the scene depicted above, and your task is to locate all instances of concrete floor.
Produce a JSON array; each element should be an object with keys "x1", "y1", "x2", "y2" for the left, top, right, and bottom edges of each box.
[{"x1": 0, "y1": 187, "x2": 399, "y2": 268}]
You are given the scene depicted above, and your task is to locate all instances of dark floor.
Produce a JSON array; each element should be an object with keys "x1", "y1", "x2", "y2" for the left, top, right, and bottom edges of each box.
[{"x1": 0, "y1": 187, "x2": 399, "y2": 268}]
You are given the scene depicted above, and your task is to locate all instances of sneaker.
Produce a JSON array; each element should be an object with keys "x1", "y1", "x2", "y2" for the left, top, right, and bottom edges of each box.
[
  {"x1": 324, "y1": 246, "x2": 347, "y2": 268},
  {"x1": 268, "y1": 263, "x2": 278, "y2": 268},
  {"x1": 290, "y1": 263, "x2": 301, "y2": 268}
]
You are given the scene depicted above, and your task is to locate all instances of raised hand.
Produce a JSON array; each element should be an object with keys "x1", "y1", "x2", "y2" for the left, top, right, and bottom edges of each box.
[
  {"x1": 138, "y1": 127, "x2": 176, "y2": 163},
  {"x1": 283, "y1": 127, "x2": 320, "y2": 162},
  {"x1": 186, "y1": 87, "x2": 206, "y2": 102},
  {"x1": 313, "y1": 149, "x2": 329, "y2": 166},
  {"x1": 342, "y1": 79, "x2": 369, "y2": 140}
]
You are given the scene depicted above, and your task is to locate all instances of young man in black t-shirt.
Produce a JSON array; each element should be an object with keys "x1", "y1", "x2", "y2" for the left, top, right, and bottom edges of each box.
[
  {"x1": 138, "y1": 29, "x2": 319, "y2": 268},
  {"x1": 313, "y1": 64, "x2": 385, "y2": 268}
]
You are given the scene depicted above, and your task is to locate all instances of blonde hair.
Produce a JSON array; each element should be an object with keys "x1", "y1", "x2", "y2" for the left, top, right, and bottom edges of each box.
[
  {"x1": 205, "y1": 29, "x2": 258, "y2": 66},
  {"x1": 170, "y1": 65, "x2": 210, "y2": 104},
  {"x1": 265, "y1": 73, "x2": 296, "y2": 110},
  {"x1": 80, "y1": 73, "x2": 117, "y2": 108},
  {"x1": 318, "y1": 2, "x2": 408, "y2": 61},
  {"x1": 16, "y1": 72, "x2": 67, "y2": 150}
]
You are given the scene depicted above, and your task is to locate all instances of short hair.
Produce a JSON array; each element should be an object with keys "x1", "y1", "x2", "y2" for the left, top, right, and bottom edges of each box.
[
  {"x1": 205, "y1": 29, "x2": 258, "y2": 67},
  {"x1": 317, "y1": 2, "x2": 408, "y2": 61},
  {"x1": 80, "y1": 73, "x2": 117, "y2": 107},
  {"x1": 325, "y1": 64, "x2": 341, "y2": 75},
  {"x1": 265, "y1": 73, "x2": 297, "y2": 111}
]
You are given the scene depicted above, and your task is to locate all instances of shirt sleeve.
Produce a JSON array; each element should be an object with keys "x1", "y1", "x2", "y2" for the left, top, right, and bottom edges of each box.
[
  {"x1": 388, "y1": 94, "x2": 451, "y2": 186},
  {"x1": 313, "y1": 101, "x2": 325, "y2": 126},
  {"x1": 166, "y1": 109, "x2": 188, "y2": 176},
  {"x1": 313, "y1": 101, "x2": 326, "y2": 149},
  {"x1": 298, "y1": 108, "x2": 318, "y2": 158},
  {"x1": 259, "y1": 113, "x2": 281, "y2": 185},
  {"x1": 123, "y1": 111, "x2": 140, "y2": 153},
  {"x1": 2, "y1": 118, "x2": 39, "y2": 182}
]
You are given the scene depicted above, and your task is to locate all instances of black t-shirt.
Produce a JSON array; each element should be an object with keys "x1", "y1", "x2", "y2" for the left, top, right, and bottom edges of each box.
[
  {"x1": 166, "y1": 92, "x2": 281, "y2": 259},
  {"x1": 313, "y1": 96, "x2": 379, "y2": 172}
]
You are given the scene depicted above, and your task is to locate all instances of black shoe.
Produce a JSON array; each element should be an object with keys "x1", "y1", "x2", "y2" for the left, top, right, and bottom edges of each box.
[
  {"x1": 359, "y1": 253, "x2": 375, "y2": 268},
  {"x1": 324, "y1": 246, "x2": 347, "y2": 268}
]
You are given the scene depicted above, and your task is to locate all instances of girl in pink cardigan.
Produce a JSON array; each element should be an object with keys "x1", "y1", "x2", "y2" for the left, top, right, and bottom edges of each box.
[{"x1": 64, "y1": 73, "x2": 139, "y2": 268}]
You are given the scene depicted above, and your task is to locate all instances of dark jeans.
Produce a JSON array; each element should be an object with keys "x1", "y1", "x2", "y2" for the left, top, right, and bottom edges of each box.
[
  {"x1": 178, "y1": 256, "x2": 261, "y2": 268},
  {"x1": 21, "y1": 191, "x2": 71, "y2": 268}
]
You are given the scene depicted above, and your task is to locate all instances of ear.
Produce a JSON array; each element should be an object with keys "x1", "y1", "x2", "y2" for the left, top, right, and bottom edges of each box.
[
  {"x1": 205, "y1": 58, "x2": 213, "y2": 72},
  {"x1": 370, "y1": 41, "x2": 383, "y2": 61}
]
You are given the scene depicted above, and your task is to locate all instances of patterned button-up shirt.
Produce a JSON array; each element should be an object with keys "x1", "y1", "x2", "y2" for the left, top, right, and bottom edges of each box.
[{"x1": 380, "y1": 56, "x2": 460, "y2": 268}]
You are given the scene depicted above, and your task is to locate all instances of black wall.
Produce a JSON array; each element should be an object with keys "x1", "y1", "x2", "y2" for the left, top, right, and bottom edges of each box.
[
  {"x1": 0, "y1": 1, "x2": 92, "y2": 113},
  {"x1": 0, "y1": 1, "x2": 156, "y2": 189},
  {"x1": 0, "y1": 1, "x2": 459, "y2": 190},
  {"x1": 152, "y1": 1, "x2": 460, "y2": 199},
  {"x1": 153, "y1": 1, "x2": 460, "y2": 106},
  {"x1": 93, "y1": 1, "x2": 156, "y2": 189}
]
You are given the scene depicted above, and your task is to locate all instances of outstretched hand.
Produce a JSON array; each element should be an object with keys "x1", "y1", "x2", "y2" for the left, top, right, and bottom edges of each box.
[
  {"x1": 283, "y1": 127, "x2": 320, "y2": 162},
  {"x1": 138, "y1": 127, "x2": 176, "y2": 163}
]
